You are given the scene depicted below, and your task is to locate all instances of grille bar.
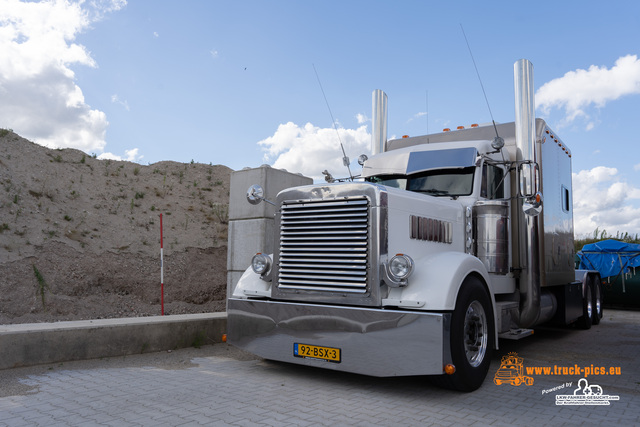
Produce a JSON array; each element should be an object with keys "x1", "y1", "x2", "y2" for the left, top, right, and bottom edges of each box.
[{"x1": 278, "y1": 197, "x2": 369, "y2": 293}]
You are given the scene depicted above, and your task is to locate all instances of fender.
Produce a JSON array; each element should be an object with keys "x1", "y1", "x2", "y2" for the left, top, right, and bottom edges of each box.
[
  {"x1": 232, "y1": 265, "x2": 272, "y2": 298},
  {"x1": 386, "y1": 251, "x2": 491, "y2": 310},
  {"x1": 384, "y1": 251, "x2": 498, "y2": 349}
]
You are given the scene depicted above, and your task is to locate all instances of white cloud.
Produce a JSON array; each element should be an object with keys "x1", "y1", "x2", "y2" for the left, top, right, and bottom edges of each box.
[
  {"x1": 97, "y1": 152, "x2": 121, "y2": 161},
  {"x1": 125, "y1": 148, "x2": 142, "y2": 162},
  {"x1": 406, "y1": 111, "x2": 427, "y2": 123},
  {"x1": 111, "y1": 94, "x2": 130, "y2": 111},
  {"x1": 258, "y1": 122, "x2": 371, "y2": 182},
  {"x1": 536, "y1": 55, "x2": 640, "y2": 129},
  {"x1": 153, "y1": 31, "x2": 159, "y2": 38},
  {"x1": 97, "y1": 147, "x2": 142, "y2": 162},
  {"x1": 210, "y1": 49, "x2": 219, "y2": 58},
  {"x1": 0, "y1": 0, "x2": 126, "y2": 152},
  {"x1": 356, "y1": 113, "x2": 368, "y2": 124},
  {"x1": 572, "y1": 166, "x2": 640, "y2": 237}
]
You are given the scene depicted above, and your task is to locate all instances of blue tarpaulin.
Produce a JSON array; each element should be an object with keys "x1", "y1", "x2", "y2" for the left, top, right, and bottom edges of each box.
[{"x1": 577, "y1": 239, "x2": 640, "y2": 279}]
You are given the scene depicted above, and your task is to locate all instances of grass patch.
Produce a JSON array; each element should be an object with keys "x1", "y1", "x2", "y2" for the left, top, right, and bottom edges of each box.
[
  {"x1": 191, "y1": 331, "x2": 206, "y2": 348},
  {"x1": 33, "y1": 265, "x2": 49, "y2": 310}
]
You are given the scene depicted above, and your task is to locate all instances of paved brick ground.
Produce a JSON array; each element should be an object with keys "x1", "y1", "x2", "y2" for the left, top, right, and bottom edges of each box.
[{"x1": 0, "y1": 309, "x2": 638, "y2": 426}]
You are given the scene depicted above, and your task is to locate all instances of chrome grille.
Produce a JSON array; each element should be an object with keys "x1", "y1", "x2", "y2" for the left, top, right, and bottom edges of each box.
[{"x1": 278, "y1": 197, "x2": 369, "y2": 293}]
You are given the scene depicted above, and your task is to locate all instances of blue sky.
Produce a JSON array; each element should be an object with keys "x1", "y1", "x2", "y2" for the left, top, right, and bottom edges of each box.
[{"x1": 2, "y1": 0, "x2": 640, "y2": 237}]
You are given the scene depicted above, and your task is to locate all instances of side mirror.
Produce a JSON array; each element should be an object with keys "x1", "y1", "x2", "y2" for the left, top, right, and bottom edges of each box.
[
  {"x1": 246, "y1": 184, "x2": 265, "y2": 205},
  {"x1": 523, "y1": 192, "x2": 543, "y2": 216},
  {"x1": 518, "y1": 161, "x2": 539, "y2": 198},
  {"x1": 246, "y1": 184, "x2": 276, "y2": 206},
  {"x1": 518, "y1": 161, "x2": 542, "y2": 216}
]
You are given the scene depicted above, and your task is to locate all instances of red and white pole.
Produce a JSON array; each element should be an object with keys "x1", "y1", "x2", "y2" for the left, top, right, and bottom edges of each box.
[{"x1": 160, "y1": 213, "x2": 164, "y2": 316}]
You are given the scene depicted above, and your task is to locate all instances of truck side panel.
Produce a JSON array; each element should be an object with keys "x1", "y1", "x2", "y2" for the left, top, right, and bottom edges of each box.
[{"x1": 538, "y1": 120, "x2": 575, "y2": 287}]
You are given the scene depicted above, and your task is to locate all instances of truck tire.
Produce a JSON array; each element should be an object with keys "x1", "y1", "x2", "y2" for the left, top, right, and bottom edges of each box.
[
  {"x1": 578, "y1": 281, "x2": 593, "y2": 330},
  {"x1": 592, "y1": 280, "x2": 602, "y2": 325},
  {"x1": 434, "y1": 276, "x2": 493, "y2": 392}
]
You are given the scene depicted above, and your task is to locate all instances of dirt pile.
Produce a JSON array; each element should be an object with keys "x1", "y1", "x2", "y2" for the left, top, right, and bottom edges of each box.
[{"x1": 0, "y1": 130, "x2": 232, "y2": 324}]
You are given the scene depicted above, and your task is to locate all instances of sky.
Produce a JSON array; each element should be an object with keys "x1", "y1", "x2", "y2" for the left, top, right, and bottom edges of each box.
[{"x1": 1, "y1": 0, "x2": 640, "y2": 238}]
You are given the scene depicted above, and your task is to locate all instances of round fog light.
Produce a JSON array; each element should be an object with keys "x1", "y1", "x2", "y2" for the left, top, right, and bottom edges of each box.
[
  {"x1": 389, "y1": 254, "x2": 414, "y2": 280},
  {"x1": 251, "y1": 253, "x2": 271, "y2": 275}
]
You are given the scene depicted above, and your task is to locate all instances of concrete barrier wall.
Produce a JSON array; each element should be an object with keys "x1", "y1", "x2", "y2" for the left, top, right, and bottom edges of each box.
[{"x1": 0, "y1": 313, "x2": 226, "y2": 370}]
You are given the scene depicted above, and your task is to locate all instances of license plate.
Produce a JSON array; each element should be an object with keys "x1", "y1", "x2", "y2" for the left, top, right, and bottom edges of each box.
[{"x1": 293, "y1": 343, "x2": 341, "y2": 363}]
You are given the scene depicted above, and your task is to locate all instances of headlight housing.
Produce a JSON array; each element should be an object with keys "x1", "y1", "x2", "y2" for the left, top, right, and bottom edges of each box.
[
  {"x1": 251, "y1": 253, "x2": 271, "y2": 277},
  {"x1": 388, "y1": 254, "x2": 414, "y2": 282},
  {"x1": 382, "y1": 254, "x2": 414, "y2": 288}
]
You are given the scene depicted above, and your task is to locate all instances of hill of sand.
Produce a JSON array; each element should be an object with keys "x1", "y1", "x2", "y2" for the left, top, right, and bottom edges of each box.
[{"x1": 0, "y1": 130, "x2": 231, "y2": 324}]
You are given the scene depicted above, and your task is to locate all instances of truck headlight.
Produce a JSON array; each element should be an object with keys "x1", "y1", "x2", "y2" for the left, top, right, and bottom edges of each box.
[
  {"x1": 251, "y1": 253, "x2": 271, "y2": 275},
  {"x1": 389, "y1": 254, "x2": 414, "y2": 280}
]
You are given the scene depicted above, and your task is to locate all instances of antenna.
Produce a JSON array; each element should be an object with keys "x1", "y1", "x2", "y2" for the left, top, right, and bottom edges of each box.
[
  {"x1": 460, "y1": 24, "x2": 502, "y2": 145},
  {"x1": 312, "y1": 64, "x2": 353, "y2": 181},
  {"x1": 426, "y1": 90, "x2": 429, "y2": 140}
]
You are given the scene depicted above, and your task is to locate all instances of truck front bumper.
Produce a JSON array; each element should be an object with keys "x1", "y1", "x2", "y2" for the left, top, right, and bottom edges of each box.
[{"x1": 227, "y1": 298, "x2": 451, "y2": 377}]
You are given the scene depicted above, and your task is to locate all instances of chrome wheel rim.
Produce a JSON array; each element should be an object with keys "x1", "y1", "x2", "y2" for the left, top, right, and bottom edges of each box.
[{"x1": 464, "y1": 300, "x2": 488, "y2": 367}]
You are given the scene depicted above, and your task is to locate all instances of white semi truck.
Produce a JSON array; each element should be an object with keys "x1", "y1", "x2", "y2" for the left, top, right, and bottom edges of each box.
[{"x1": 227, "y1": 59, "x2": 602, "y2": 391}]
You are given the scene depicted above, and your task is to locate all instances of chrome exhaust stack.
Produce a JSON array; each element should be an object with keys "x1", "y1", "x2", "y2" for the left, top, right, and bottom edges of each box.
[
  {"x1": 514, "y1": 59, "x2": 544, "y2": 328},
  {"x1": 514, "y1": 59, "x2": 536, "y2": 175},
  {"x1": 371, "y1": 89, "x2": 388, "y2": 154}
]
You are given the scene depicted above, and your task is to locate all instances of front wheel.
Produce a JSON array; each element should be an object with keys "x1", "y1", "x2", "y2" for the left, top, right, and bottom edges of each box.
[{"x1": 437, "y1": 276, "x2": 494, "y2": 392}]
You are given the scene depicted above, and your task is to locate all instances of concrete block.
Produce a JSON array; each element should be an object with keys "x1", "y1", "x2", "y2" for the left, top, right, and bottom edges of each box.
[
  {"x1": 229, "y1": 165, "x2": 312, "y2": 220},
  {"x1": 227, "y1": 218, "x2": 275, "y2": 300},
  {"x1": 227, "y1": 218, "x2": 275, "y2": 271}
]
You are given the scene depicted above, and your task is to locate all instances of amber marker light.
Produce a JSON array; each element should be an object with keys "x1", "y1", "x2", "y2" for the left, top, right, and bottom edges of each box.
[
  {"x1": 444, "y1": 364, "x2": 456, "y2": 375},
  {"x1": 222, "y1": 334, "x2": 227, "y2": 343},
  {"x1": 471, "y1": 124, "x2": 479, "y2": 128},
  {"x1": 457, "y1": 126, "x2": 464, "y2": 130},
  {"x1": 402, "y1": 135, "x2": 409, "y2": 138},
  {"x1": 443, "y1": 128, "x2": 450, "y2": 132}
]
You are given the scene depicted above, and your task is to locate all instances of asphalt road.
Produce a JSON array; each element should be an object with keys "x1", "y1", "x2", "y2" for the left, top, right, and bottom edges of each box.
[{"x1": 0, "y1": 309, "x2": 638, "y2": 426}]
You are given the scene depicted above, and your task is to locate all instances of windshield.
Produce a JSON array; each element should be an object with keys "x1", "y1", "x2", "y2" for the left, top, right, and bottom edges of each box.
[{"x1": 366, "y1": 167, "x2": 475, "y2": 197}]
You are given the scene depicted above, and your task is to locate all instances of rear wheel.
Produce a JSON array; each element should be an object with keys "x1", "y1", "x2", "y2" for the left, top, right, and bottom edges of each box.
[
  {"x1": 578, "y1": 281, "x2": 593, "y2": 330},
  {"x1": 436, "y1": 276, "x2": 494, "y2": 392},
  {"x1": 592, "y1": 279, "x2": 602, "y2": 325}
]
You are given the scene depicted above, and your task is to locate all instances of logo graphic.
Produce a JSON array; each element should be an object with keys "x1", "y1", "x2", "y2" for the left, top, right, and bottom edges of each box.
[
  {"x1": 555, "y1": 378, "x2": 620, "y2": 405},
  {"x1": 493, "y1": 352, "x2": 534, "y2": 386}
]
